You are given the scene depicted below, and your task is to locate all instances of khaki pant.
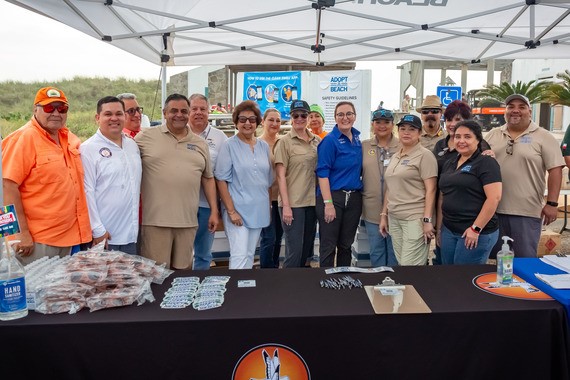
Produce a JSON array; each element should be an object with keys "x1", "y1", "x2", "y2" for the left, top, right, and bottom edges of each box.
[
  {"x1": 141, "y1": 225, "x2": 197, "y2": 269},
  {"x1": 388, "y1": 217, "x2": 429, "y2": 266},
  {"x1": 17, "y1": 243, "x2": 72, "y2": 266}
]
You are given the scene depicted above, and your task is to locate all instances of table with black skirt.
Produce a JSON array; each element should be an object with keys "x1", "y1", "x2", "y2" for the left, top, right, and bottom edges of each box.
[{"x1": 1, "y1": 264, "x2": 568, "y2": 380}]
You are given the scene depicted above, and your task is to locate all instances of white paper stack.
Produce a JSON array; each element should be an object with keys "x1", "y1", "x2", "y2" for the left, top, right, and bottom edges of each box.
[{"x1": 536, "y1": 255, "x2": 570, "y2": 289}]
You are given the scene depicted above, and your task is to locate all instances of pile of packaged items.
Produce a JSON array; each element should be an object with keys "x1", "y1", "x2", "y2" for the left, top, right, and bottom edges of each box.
[{"x1": 25, "y1": 245, "x2": 173, "y2": 314}]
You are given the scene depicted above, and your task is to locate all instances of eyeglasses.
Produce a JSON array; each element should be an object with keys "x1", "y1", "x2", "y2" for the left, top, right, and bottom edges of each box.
[
  {"x1": 373, "y1": 109, "x2": 393, "y2": 120},
  {"x1": 291, "y1": 113, "x2": 308, "y2": 119},
  {"x1": 125, "y1": 107, "x2": 143, "y2": 116},
  {"x1": 38, "y1": 104, "x2": 69, "y2": 114},
  {"x1": 421, "y1": 109, "x2": 441, "y2": 115},
  {"x1": 506, "y1": 139, "x2": 514, "y2": 155},
  {"x1": 336, "y1": 111, "x2": 355, "y2": 118},
  {"x1": 237, "y1": 116, "x2": 258, "y2": 124}
]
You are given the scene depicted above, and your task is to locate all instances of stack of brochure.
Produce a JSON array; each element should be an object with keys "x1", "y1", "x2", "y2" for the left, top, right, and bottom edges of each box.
[{"x1": 536, "y1": 255, "x2": 570, "y2": 289}]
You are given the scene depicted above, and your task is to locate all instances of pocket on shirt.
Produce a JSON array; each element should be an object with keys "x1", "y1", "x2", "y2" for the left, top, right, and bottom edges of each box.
[{"x1": 36, "y1": 154, "x2": 65, "y2": 184}]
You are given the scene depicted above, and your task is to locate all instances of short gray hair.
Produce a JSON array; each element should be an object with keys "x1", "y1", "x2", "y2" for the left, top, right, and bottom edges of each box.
[
  {"x1": 117, "y1": 93, "x2": 137, "y2": 101},
  {"x1": 189, "y1": 93, "x2": 210, "y2": 108}
]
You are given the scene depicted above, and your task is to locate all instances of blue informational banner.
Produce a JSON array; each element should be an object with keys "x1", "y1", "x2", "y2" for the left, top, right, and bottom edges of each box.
[
  {"x1": 437, "y1": 86, "x2": 462, "y2": 107},
  {"x1": 243, "y1": 71, "x2": 302, "y2": 120}
]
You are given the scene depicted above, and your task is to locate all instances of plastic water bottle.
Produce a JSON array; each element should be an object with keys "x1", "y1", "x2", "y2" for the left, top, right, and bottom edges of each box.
[{"x1": 0, "y1": 239, "x2": 28, "y2": 320}]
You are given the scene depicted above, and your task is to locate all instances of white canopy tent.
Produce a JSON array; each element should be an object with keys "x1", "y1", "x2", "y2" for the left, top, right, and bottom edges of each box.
[{"x1": 8, "y1": 0, "x2": 570, "y2": 105}]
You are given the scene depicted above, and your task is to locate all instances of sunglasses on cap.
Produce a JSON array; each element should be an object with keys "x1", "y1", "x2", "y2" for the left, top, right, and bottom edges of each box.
[
  {"x1": 37, "y1": 103, "x2": 69, "y2": 114},
  {"x1": 125, "y1": 107, "x2": 143, "y2": 116},
  {"x1": 421, "y1": 109, "x2": 441, "y2": 115},
  {"x1": 237, "y1": 116, "x2": 258, "y2": 124},
  {"x1": 373, "y1": 109, "x2": 393, "y2": 119},
  {"x1": 291, "y1": 112, "x2": 308, "y2": 119}
]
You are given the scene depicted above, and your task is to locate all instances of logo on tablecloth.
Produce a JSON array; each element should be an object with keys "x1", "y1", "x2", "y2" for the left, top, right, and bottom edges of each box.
[{"x1": 232, "y1": 343, "x2": 310, "y2": 380}]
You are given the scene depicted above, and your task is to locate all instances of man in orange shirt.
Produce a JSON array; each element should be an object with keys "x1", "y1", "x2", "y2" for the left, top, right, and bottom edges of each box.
[{"x1": 2, "y1": 86, "x2": 91, "y2": 264}]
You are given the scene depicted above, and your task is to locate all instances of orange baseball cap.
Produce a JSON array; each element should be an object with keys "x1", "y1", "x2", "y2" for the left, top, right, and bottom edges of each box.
[{"x1": 34, "y1": 86, "x2": 68, "y2": 106}]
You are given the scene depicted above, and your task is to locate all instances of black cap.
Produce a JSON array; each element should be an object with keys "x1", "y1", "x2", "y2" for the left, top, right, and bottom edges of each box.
[
  {"x1": 396, "y1": 114, "x2": 422, "y2": 130},
  {"x1": 290, "y1": 99, "x2": 310, "y2": 113}
]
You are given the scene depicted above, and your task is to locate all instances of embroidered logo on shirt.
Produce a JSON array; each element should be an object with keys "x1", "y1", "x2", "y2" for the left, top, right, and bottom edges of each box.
[
  {"x1": 520, "y1": 135, "x2": 532, "y2": 144},
  {"x1": 186, "y1": 144, "x2": 197, "y2": 151},
  {"x1": 563, "y1": 143, "x2": 568, "y2": 151},
  {"x1": 461, "y1": 165, "x2": 472, "y2": 173},
  {"x1": 99, "y1": 147, "x2": 112, "y2": 158},
  {"x1": 368, "y1": 149, "x2": 376, "y2": 156},
  {"x1": 438, "y1": 147, "x2": 449, "y2": 157},
  {"x1": 401, "y1": 159, "x2": 410, "y2": 166}
]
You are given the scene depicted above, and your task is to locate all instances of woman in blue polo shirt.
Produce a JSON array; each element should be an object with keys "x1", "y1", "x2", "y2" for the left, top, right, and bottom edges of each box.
[
  {"x1": 316, "y1": 101, "x2": 363, "y2": 267},
  {"x1": 437, "y1": 120, "x2": 502, "y2": 264}
]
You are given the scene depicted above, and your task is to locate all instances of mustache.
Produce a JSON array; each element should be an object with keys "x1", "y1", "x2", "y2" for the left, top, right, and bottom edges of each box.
[{"x1": 425, "y1": 116, "x2": 438, "y2": 121}]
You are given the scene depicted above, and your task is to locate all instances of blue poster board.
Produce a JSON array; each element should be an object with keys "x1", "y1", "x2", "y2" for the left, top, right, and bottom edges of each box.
[
  {"x1": 243, "y1": 71, "x2": 301, "y2": 120},
  {"x1": 437, "y1": 86, "x2": 462, "y2": 107}
]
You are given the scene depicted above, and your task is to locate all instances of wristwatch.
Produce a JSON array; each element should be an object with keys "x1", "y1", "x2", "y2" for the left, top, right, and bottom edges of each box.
[
  {"x1": 422, "y1": 217, "x2": 432, "y2": 223},
  {"x1": 471, "y1": 224, "x2": 482, "y2": 234},
  {"x1": 546, "y1": 201, "x2": 559, "y2": 207}
]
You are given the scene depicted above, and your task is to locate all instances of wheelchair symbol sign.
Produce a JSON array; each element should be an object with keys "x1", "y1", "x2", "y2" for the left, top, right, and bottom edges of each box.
[{"x1": 437, "y1": 86, "x2": 462, "y2": 106}]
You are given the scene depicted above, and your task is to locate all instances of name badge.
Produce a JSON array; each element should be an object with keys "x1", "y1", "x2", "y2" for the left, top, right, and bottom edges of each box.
[{"x1": 461, "y1": 165, "x2": 472, "y2": 173}]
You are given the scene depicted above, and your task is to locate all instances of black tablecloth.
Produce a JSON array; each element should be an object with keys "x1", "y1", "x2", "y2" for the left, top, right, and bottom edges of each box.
[{"x1": 1, "y1": 265, "x2": 568, "y2": 379}]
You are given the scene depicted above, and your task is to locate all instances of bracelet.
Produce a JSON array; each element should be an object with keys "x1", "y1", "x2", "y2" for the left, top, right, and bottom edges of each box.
[
  {"x1": 470, "y1": 226, "x2": 481, "y2": 235},
  {"x1": 546, "y1": 200, "x2": 559, "y2": 207},
  {"x1": 380, "y1": 213, "x2": 388, "y2": 217},
  {"x1": 323, "y1": 199, "x2": 333, "y2": 204},
  {"x1": 227, "y1": 210, "x2": 236, "y2": 215}
]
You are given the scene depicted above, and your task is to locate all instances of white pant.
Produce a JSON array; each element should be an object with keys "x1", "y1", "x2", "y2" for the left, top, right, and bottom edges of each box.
[{"x1": 223, "y1": 211, "x2": 262, "y2": 269}]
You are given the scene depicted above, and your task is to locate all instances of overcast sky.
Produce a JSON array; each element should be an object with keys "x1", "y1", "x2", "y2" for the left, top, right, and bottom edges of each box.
[{"x1": 0, "y1": 1, "x2": 495, "y2": 110}]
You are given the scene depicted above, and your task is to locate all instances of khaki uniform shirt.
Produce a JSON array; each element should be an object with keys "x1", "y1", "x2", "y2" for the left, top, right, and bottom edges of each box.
[
  {"x1": 274, "y1": 129, "x2": 320, "y2": 207},
  {"x1": 486, "y1": 121, "x2": 564, "y2": 218},
  {"x1": 420, "y1": 127, "x2": 447, "y2": 151},
  {"x1": 361, "y1": 135, "x2": 400, "y2": 224},
  {"x1": 135, "y1": 125, "x2": 212, "y2": 227},
  {"x1": 385, "y1": 142, "x2": 438, "y2": 220}
]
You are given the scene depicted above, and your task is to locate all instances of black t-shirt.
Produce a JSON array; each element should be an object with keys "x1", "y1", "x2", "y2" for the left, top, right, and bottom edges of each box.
[
  {"x1": 433, "y1": 136, "x2": 492, "y2": 176},
  {"x1": 439, "y1": 150, "x2": 501, "y2": 234}
]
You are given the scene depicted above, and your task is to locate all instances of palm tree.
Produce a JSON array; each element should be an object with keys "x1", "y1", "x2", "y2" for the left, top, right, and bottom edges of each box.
[
  {"x1": 476, "y1": 80, "x2": 552, "y2": 104},
  {"x1": 546, "y1": 70, "x2": 570, "y2": 107}
]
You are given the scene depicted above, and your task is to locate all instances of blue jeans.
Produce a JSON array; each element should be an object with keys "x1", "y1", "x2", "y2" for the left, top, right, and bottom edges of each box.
[
  {"x1": 259, "y1": 201, "x2": 283, "y2": 268},
  {"x1": 193, "y1": 207, "x2": 216, "y2": 270},
  {"x1": 440, "y1": 225, "x2": 499, "y2": 265},
  {"x1": 364, "y1": 220, "x2": 397, "y2": 267}
]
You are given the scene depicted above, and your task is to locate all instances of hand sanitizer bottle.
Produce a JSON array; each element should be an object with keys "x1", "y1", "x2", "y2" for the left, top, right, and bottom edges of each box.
[
  {"x1": 0, "y1": 239, "x2": 28, "y2": 320},
  {"x1": 496, "y1": 236, "x2": 514, "y2": 287}
]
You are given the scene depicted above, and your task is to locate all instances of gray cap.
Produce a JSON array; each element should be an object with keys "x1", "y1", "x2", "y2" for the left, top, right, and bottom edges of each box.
[{"x1": 505, "y1": 94, "x2": 531, "y2": 107}]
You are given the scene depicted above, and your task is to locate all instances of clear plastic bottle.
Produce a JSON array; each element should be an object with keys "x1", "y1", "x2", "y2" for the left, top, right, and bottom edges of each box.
[
  {"x1": 496, "y1": 236, "x2": 514, "y2": 286},
  {"x1": 0, "y1": 240, "x2": 28, "y2": 320}
]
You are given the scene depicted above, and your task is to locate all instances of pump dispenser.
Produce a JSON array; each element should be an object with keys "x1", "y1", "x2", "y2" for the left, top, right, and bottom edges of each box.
[
  {"x1": 497, "y1": 236, "x2": 514, "y2": 286},
  {"x1": 0, "y1": 239, "x2": 28, "y2": 320}
]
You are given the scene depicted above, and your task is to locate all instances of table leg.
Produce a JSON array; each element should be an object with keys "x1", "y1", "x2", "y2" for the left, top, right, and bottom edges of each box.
[{"x1": 560, "y1": 194, "x2": 568, "y2": 234}]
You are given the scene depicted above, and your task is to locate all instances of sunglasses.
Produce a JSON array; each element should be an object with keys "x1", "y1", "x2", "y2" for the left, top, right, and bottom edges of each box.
[
  {"x1": 238, "y1": 116, "x2": 258, "y2": 124},
  {"x1": 421, "y1": 109, "x2": 441, "y2": 115},
  {"x1": 506, "y1": 139, "x2": 514, "y2": 155},
  {"x1": 38, "y1": 104, "x2": 69, "y2": 114},
  {"x1": 291, "y1": 113, "x2": 308, "y2": 119},
  {"x1": 373, "y1": 109, "x2": 393, "y2": 120},
  {"x1": 125, "y1": 107, "x2": 143, "y2": 116}
]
